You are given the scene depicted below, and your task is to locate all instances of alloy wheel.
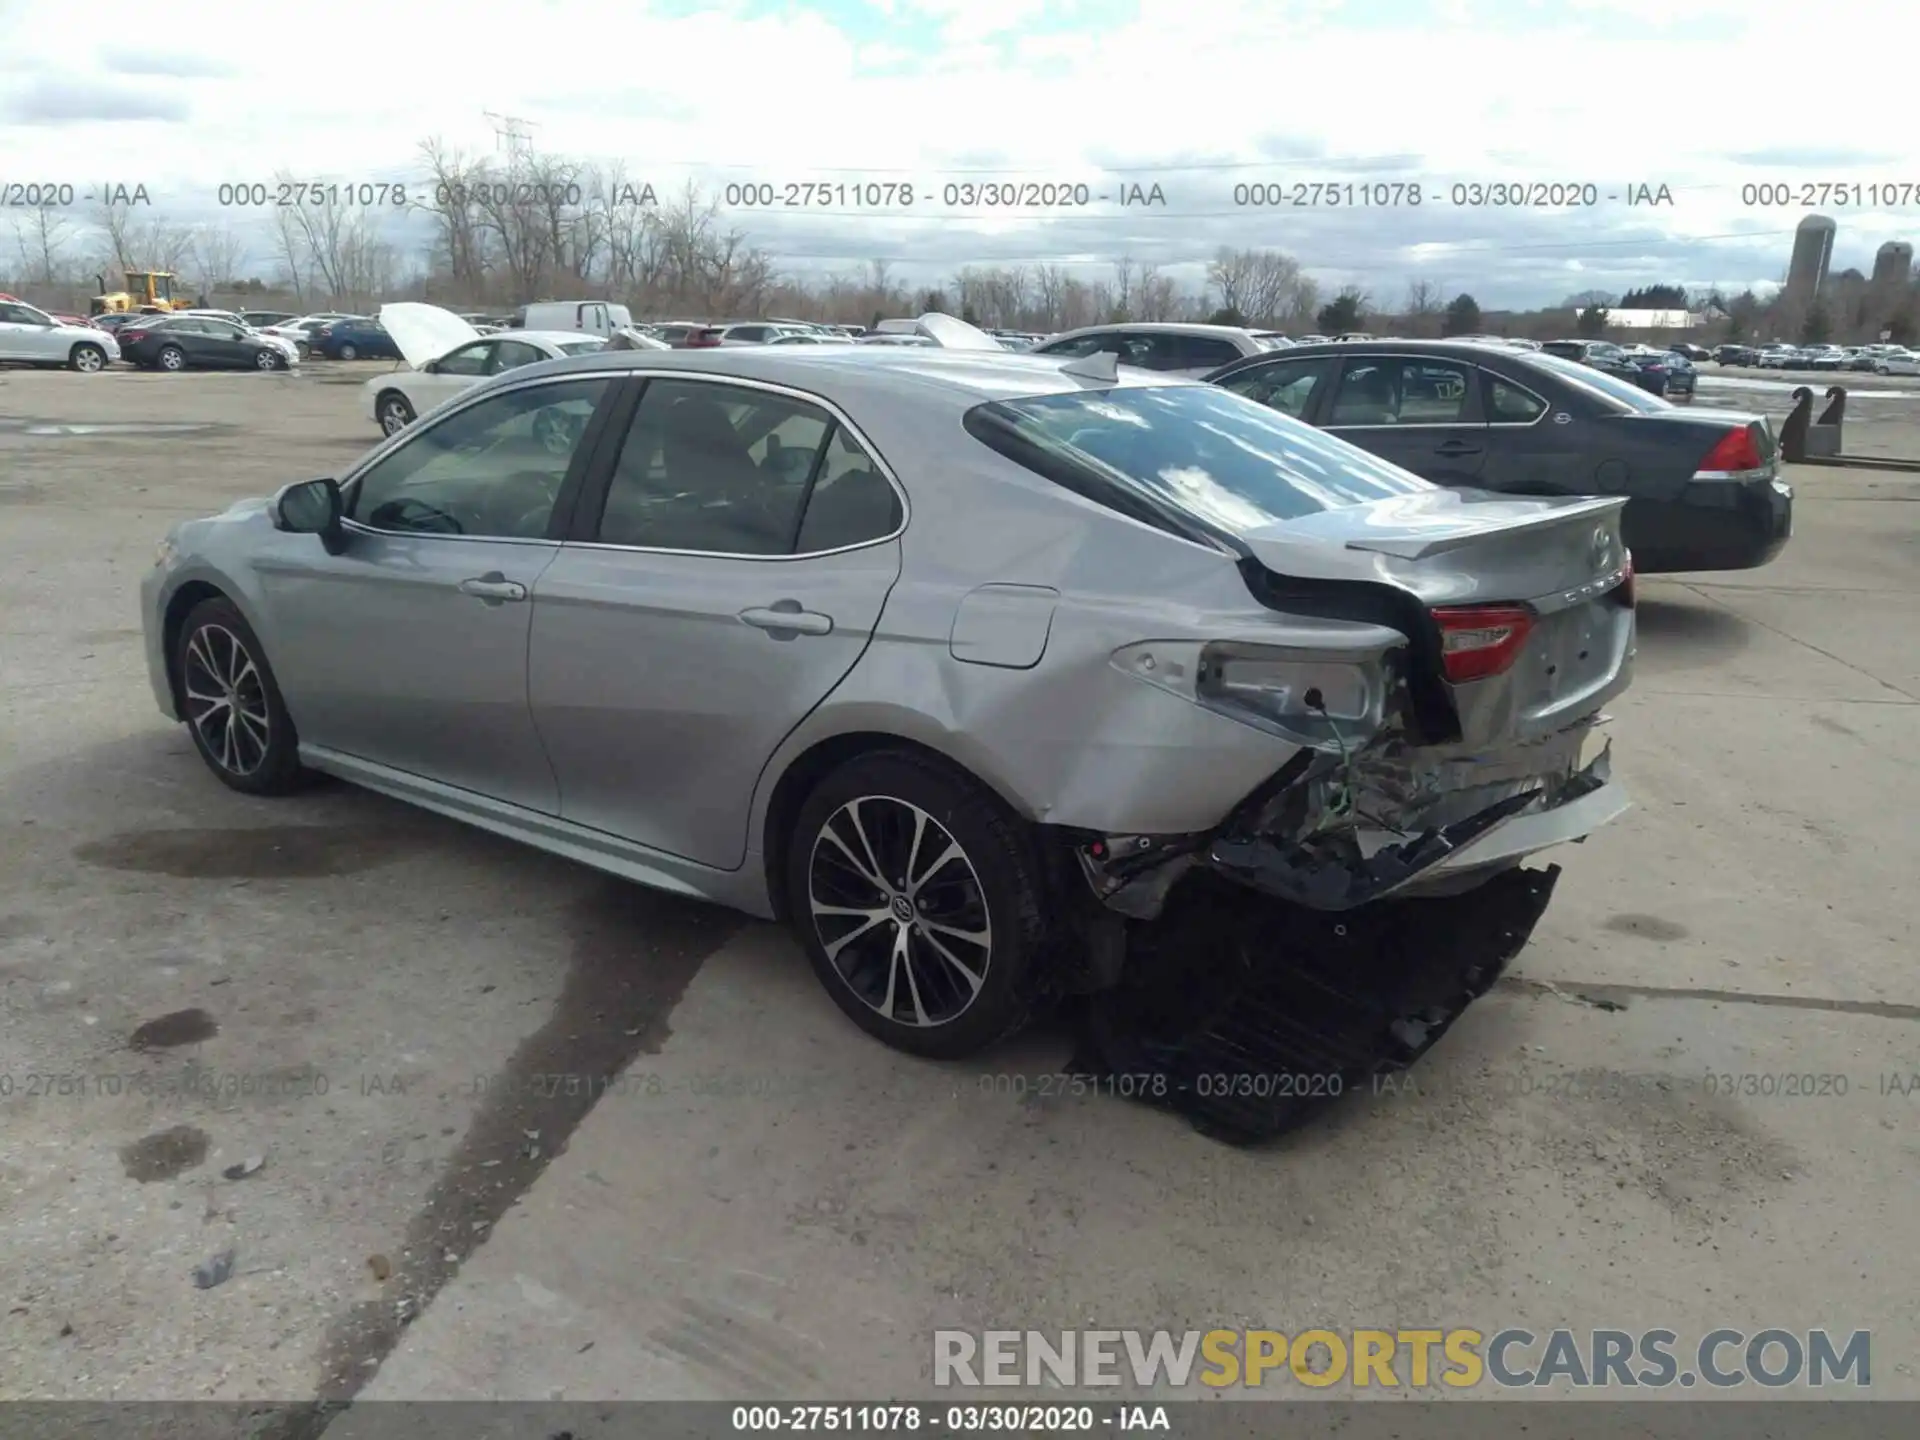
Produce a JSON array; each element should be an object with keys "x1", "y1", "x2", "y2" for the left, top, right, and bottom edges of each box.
[
  {"x1": 255, "y1": 348, "x2": 278, "y2": 370},
  {"x1": 380, "y1": 398, "x2": 412, "y2": 434},
  {"x1": 183, "y1": 623, "x2": 272, "y2": 777},
  {"x1": 339, "y1": 343, "x2": 358, "y2": 360},
  {"x1": 73, "y1": 346, "x2": 105, "y2": 373},
  {"x1": 807, "y1": 796, "x2": 992, "y2": 1028},
  {"x1": 159, "y1": 347, "x2": 184, "y2": 371}
]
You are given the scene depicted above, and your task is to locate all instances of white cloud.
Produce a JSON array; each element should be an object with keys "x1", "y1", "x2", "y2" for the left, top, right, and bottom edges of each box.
[{"x1": 3, "y1": 0, "x2": 1913, "y2": 304}]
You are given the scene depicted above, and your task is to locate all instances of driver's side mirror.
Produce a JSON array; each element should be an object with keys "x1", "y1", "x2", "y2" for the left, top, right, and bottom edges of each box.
[
  {"x1": 422, "y1": 359, "x2": 439, "y2": 374},
  {"x1": 273, "y1": 477, "x2": 346, "y2": 554}
]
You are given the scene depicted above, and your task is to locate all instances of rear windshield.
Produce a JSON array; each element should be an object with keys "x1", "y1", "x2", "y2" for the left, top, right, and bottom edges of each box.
[
  {"x1": 964, "y1": 384, "x2": 1432, "y2": 535},
  {"x1": 1522, "y1": 351, "x2": 1672, "y2": 413},
  {"x1": 557, "y1": 339, "x2": 605, "y2": 356}
]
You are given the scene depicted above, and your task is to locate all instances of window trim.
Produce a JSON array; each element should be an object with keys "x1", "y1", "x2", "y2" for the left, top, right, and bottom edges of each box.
[
  {"x1": 565, "y1": 370, "x2": 911, "y2": 562},
  {"x1": 339, "y1": 369, "x2": 627, "y2": 546},
  {"x1": 1320, "y1": 352, "x2": 1489, "y2": 431}
]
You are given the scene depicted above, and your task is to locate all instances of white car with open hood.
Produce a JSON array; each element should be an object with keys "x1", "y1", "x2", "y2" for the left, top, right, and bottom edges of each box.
[{"x1": 360, "y1": 303, "x2": 620, "y2": 435}]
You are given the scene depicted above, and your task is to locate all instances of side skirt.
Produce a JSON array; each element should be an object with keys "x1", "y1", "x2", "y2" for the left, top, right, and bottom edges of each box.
[{"x1": 297, "y1": 745, "x2": 778, "y2": 919}]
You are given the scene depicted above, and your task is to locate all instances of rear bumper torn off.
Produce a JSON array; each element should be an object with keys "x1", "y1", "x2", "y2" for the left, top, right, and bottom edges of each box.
[{"x1": 1078, "y1": 864, "x2": 1562, "y2": 1142}]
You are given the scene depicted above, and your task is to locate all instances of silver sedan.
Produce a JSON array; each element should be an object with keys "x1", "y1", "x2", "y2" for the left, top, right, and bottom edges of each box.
[{"x1": 141, "y1": 345, "x2": 1633, "y2": 1080}]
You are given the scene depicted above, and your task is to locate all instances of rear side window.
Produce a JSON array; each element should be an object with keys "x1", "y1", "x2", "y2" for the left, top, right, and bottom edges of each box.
[
  {"x1": 964, "y1": 384, "x2": 1432, "y2": 537},
  {"x1": 1035, "y1": 334, "x2": 1109, "y2": 358},
  {"x1": 1485, "y1": 375, "x2": 1547, "y2": 423},
  {"x1": 1173, "y1": 335, "x2": 1244, "y2": 370}
]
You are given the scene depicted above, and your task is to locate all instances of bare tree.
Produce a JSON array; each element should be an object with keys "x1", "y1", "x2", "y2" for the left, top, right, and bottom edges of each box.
[
  {"x1": 189, "y1": 224, "x2": 249, "y2": 297},
  {"x1": 1403, "y1": 279, "x2": 1442, "y2": 336},
  {"x1": 11, "y1": 207, "x2": 74, "y2": 284}
]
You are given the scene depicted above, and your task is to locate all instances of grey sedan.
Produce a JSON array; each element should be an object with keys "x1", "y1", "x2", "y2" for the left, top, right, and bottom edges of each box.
[{"x1": 141, "y1": 346, "x2": 1633, "y2": 1101}]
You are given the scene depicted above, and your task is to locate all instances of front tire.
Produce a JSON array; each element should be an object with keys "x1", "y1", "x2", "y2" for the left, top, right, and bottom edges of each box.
[
  {"x1": 255, "y1": 348, "x2": 282, "y2": 371},
  {"x1": 786, "y1": 751, "x2": 1047, "y2": 1059},
  {"x1": 69, "y1": 343, "x2": 108, "y2": 373},
  {"x1": 377, "y1": 391, "x2": 416, "y2": 435},
  {"x1": 173, "y1": 597, "x2": 308, "y2": 795},
  {"x1": 157, "y1": 345, "x2": 186, "y2": 372}
]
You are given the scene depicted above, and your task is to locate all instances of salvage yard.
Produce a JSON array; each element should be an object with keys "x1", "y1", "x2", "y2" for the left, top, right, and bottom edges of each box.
[{"x1": 2, "y1": 363, "x2": 1918, "y2": 1405}]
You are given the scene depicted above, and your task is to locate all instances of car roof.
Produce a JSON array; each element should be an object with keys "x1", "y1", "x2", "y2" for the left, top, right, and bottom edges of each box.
[
  {"x1": 1046, "y1": 321, "x2": 1259, "y2": 340},
  {"x1": 498, "y1": 330, "x2": 601, "y2": 348},
  {"x1": 486, "y1": 344, "x2": 1197, "y2": 412}
]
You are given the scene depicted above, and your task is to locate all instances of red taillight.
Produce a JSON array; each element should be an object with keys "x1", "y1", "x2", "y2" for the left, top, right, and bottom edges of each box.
[
  {"x1": 687, "y1": 330, "x2": 721, "y2": 348},
  {"x1": 1610, "y1": 553, "x2": 1635, "y2": 608},
  {"x1": 124, "y1": 330, "x2": 148, "y2": 343},
  {"x1": 1430, "y1": 604, "x2": 1535, "y2": 684},
  {"x1": 1697, "y1": 425, "x2": 1762, "y2": 475}
]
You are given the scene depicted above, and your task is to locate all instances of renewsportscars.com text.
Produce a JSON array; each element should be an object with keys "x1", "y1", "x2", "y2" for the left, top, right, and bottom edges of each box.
[{"x1": 933, "y1": 1327, "x2": 1871, "y2": 1390}]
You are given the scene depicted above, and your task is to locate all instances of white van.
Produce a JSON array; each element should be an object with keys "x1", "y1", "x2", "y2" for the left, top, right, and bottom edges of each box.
[{"x1": 510, "y1": 300, "x2": 633, "y2": 337}]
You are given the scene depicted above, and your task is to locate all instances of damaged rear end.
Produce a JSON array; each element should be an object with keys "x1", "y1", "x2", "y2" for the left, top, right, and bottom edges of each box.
[
  {"x1": 965, "y1": 383, "x2": 1635, "y2": 1139},
  {"x1": 1075, "y1": 489, "x2": 1636, "y2": 1139}
]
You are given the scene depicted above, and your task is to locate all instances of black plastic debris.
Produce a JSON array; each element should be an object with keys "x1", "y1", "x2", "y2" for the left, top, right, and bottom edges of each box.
[{"x1": 1077, "y1": 864, "x2": 1561, "y2": 1143}]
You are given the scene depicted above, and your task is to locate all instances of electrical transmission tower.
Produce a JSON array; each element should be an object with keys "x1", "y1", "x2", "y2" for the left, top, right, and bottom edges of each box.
[{"x1": 482, "y1": 111, "x2": 539, "y2": 162}]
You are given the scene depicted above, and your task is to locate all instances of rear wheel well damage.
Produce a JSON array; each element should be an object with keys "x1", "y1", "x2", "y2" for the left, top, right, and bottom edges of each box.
[{"x1": 161, "y1": 580, "x2": 231, "y2": 718}]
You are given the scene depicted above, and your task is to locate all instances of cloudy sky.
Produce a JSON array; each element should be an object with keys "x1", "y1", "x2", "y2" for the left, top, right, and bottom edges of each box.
[{"x1": 4, "y1": 0, "x2": 1916, "y2": 307}]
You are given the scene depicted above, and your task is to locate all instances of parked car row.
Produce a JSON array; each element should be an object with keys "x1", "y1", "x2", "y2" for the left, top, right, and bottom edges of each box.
[{"x1": 1713, "y1": 341, "x2": 1915, "y2": 373}]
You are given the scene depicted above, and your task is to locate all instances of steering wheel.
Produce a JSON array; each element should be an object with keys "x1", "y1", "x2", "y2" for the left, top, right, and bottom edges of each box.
[{"x1": 370, "y1": 497, "x2": 464, "y2": 533}]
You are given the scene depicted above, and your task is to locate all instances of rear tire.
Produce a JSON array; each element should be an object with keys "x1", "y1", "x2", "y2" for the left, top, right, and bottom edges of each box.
[
  {"x1": 785, "y1": 751, "x2": 1047, "y2": 1060},
  {"x1": 338, "y1": 342, "x2": 358, "y2": 361},
  {"x1": 173, "y1": 597, "x2": 309, "y2": 796},
  {"x1": 157, "y1": 345, "x2": 186, "y2": 372},
  {"x1": 69, "y1": 343, "x2": 108, "y2": 373}
]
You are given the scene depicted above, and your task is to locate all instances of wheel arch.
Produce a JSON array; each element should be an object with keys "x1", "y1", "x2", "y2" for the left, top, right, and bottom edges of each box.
[
  {"x1": 160, "y1": 580, "x2": 240, "y2": 717},
  {"x1": 759, "y1": 730, "x2": 1028, "y2": 924}
]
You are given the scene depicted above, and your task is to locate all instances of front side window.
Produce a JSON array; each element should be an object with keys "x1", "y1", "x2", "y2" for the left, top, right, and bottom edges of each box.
[
  {"x1": 966, "y1": 384, "x2": 1431, "y2": 538},
  {"x1": 348, "y1": 377, "x2": 610, "y2": 539},
  {"x1": 1216, "y1": 357, "x2": 1336, "y2": 418}
]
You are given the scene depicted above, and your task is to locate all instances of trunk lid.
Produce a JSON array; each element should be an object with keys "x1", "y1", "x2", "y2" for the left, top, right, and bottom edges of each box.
[{"x1": 1241, "y1": 488, "x2": 1634, "y2": 747}]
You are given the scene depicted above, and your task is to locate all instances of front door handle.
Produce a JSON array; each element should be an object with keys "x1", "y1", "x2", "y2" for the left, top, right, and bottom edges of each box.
[
  {"x1": 740, "y1": 601, "x2": 833, "y2": 638},
  {"x1": 459, "y1": 573, "x2": 528, "y2": 603},
  {"x1": 1435, "y1": 440, "x2": 1483, "y2": 456}
]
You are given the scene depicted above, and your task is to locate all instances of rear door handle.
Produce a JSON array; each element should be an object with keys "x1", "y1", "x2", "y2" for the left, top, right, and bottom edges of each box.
[
  {"x1": 740, "y1": 602, "x2": 833, "y2": 637},
  {"x1": 459, "y1": 573, "x2": 528, "y2": 603},
  {"x1": 1435, "y1": 440, "x2": 1483, "y2": 456}
]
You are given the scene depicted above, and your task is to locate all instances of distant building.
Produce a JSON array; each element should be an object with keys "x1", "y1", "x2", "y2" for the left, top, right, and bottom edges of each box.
[
  {"x1": 1871, "y1": 240, "x2": 1914, "y2": 297},
  {"x1": 1600, "y1": 309, "x2": 1702, "y2": 329},
  {"x1": 1787, "y1": 215, "x2": 1836, "y2": 299}
]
